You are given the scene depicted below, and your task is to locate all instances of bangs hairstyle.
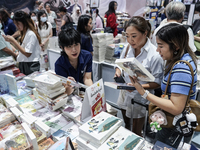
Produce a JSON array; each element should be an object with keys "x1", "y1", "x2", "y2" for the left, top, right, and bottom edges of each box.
[
  {"x1": 124, "y1": 16, "x2": 151, "y2": 38},
  {"x1": 58, "y1": 28, "x2": 81, "y2": 55},
  {"x1": 156, "y1": 23, "x2": 197, "y2": 75},
  {"x1": 13, "y1": 11, "x2": 41, "y2": 44},
  {"x1": 37, "y1": 10, "x2": 48, "y2": 30},
  {"x1": 77, "y1": 15, "x2": 92, "y2": 34}
]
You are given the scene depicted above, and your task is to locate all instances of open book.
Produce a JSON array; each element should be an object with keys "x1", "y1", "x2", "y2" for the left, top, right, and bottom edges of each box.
[{"x1": 115, "y1": 58, "x2": 155, "y2": 82}]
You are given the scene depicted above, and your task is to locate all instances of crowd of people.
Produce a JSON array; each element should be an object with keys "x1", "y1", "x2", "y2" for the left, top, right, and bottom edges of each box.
[{"x1": 0, "y1": 1, "x2": 199, "y2": 148}]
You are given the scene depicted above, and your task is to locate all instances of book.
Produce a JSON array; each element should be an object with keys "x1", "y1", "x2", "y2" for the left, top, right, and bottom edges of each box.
[
  {"x1": 44, "y1": 114, "x2": 72, "y2": 134},
  {"x1": 98, "y1": 126, "x2": 144, "y2": 150},
  {"x1": 5, "y1": 73, "x2": 18, "y2": 96},
  {"x1": 0, "y1": 103, "x2": 16, "y2": 128},
  {"x1": 32, "y1": 107, "x2": 61, "y2": 122},
  {"x1": 31, "y1": 127, "x2": 46, "y2": 144},
  {"x1": 21, "y1": 113, "x2": 35, "y2": 128},
  {"x1": 0, "y1": 70, "x2": 13, "y2": 95},
  {"x1": 21, "y1": 122, "x2": 38, "y2": 150},
  {"x1": 35, "y1": 120, "x2": 51, "y2": 138},
  {"x1": 10, "y1": 107, "x2": 23, "y2": 122},
  {"x1": 115, "y1": 57, "x2": 155, "y2": 82},
  {"x1": 0, "y1": 121, "x2": 22, "y2": 141},
  {"x1": 153, "y1": 141, "x2": 177, "y2": 150},
  {"x1": 79, "y1": 111, "x2": 122, "y2": 148},
  {"x1": 62, "y1": 95, "x2": 82, "y2": 122},
  {"x1": 33, "y1": 72, "x2": 62, "y2": 89},
  {"x1": 14, "y1": 94, "x2": 35, "y2": 105},
  {"x1": 48, "y1": 136, "x2": 75, "y2": 150},
  {"x1": 36, "y1": 87, "x2": 65, "y2": 99},
  {"x1": 38, "y1": 138, "x2": 54, "y2": 150},
  {"x1": 20, "y1": 99, "x2": 44, "y2": 114},
  {"x1": 5, "y1": 131, "x2": 31, "y2": 150},
  {"x1": 76, "y1": 137, "x2": 98, "y2": 150},
  {"x1": 104, "y1": 82, "x2": 136, "y2": 90}
]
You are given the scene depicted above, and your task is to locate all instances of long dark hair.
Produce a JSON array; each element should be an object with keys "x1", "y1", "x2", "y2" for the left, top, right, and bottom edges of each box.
[
  {"x1": 0, "y1": 8, "x2": 10, "y2": 23},
  {"x1": 105, "y1": 1, "x2": 117, "y2": 16},
  {"x1": 58, "y1": 28, "x2": 81, "y2": 56},
  {"x1": 124, "y1": 16, "x2": 151, "y2": 38},
  {"x1": 13, "y1": 11, "x2": 41, "y2": 44},
  {"x1": 37, "y1": 10, "x2": 48, "y2": 30},
  {"x1": 77, "y1": 15, "x2": 92, "y2": 35},
  {"x1": 156, "y1": 23, "x2": 197, "y2": 75}
]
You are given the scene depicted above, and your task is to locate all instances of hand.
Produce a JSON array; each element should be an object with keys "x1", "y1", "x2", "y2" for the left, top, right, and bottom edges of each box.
[
  {"x1": 3, "y1": 35, "x2": 15, "y2": 43},
  {"x1": 62, "y1": 82, "x2": 75, "y2": 95},
  {"x1": 129, "y1": 76, "x2": 145, "y2": 95},
  {"x1": 114, "y1": 68, "x2": 121, "y2": 77},
  {"x1": 126, "y1": 83, "x2": 135, "y2": 93}
]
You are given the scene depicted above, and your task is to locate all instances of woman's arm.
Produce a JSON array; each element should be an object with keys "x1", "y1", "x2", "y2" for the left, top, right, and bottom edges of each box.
[
  {"x1": 83, "y1": 72, "x2": 93, "y2": 86},
  {"x1": 2, "y1": 47, "x2": 18, "y2": 59},
  {"x1": 41, "y1": 26, "x2": 53, "y2": 48},
  {"x1": 194, "y1": 35, "x2": 200, "y2": 42},
  {"x1": 3, "y1": 35, "x2": 31, "y2": 57},
  {"x1": 129, "y1": 76, "x2": 187, "y2": 115}
]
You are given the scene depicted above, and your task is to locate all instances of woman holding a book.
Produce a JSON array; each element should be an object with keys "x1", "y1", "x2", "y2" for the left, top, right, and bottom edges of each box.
[
  {"x1": 3, "y1": 11, "x2": 41, "y2": 75},
  {"x1": 55, "y1": 27, "x2": 93, "y2": 95},
  {"x1": 129, "y1": 24, "x2": 197, "y2": 148},
  {"x1": 114, "y1": 16, "x2": 164, "y2": 136}
]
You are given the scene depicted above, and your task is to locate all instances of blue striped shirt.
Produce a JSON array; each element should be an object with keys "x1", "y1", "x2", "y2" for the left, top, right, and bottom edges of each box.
[{"x1": 161, "y1": 53, "x2": 197, "y2": 99}]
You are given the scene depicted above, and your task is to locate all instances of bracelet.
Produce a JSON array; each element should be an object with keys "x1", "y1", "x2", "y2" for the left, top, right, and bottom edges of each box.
[{"x1": 141, "y1": 90, "x2": 149, "y2": 99}]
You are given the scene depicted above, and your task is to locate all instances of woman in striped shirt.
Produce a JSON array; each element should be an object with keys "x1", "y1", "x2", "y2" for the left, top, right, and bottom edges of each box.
[{"x1": 129, "y1": 23, "x2": 197, "y2": 148}]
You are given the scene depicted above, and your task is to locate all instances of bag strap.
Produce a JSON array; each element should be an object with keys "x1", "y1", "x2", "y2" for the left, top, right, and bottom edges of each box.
[
  {"x1": 124, "y1": 44, "x2": 130, "y2": 58},
  {"x1": 164, "y1": 60, "x2": 194, "y2": 105}
]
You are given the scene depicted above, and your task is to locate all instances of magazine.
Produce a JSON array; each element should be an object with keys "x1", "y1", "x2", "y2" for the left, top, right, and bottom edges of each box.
[
  {"x1": 115, "y1": 58, "x2": 155, "y2": 82},
  {"x1": 104, "y1": 82, "x2": 136, "y2": 90}
]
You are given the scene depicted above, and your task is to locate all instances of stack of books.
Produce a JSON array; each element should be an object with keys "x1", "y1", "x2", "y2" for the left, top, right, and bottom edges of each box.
[
  {"x1": 0, "y1": 103, "x2": 16, "y2": 128},
  {"x1": 77, "y1": 111, "x2": 122, "y2": 149},
  {"x1": 23, "y1": 71, "x2": 41, "y2": 88},
  {"x1": 61, "y1": 95, "x2": 82, "y2": 123},
  {"x1": 92, "y1": 33, "x2": 107, "y2": 62},
  {"x1": 0, "y1": 56, "x2": 15, "y2": 70},
  {"x1": 32, "y1": 72, "x2": 68, "y2": 111}
]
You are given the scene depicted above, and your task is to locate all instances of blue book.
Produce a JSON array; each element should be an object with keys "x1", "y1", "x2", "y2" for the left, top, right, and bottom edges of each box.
[
  {"x1": 153, "y1": 141, "x2": 177, "y2": 150},
  {"x1": 0, "y1": 70, "x2": 13, "y2": 95}
]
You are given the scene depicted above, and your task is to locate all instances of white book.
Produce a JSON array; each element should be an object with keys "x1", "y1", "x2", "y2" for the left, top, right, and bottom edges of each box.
[
  {"x1": 22, "y1": 122, "x2": 38, "y2": 150},
  {"x1": 115, "y1": 57, "x2": 155, "y2": 82},
  {"x1": 10, "y1": 106, "x2": 23, "y2": 122},
  {"x1": 36, "y1": 87, "x2": 65, "y2": 99},
  {"x1": 21, "y1": 113, "x2": 35, "y2": 128},
  {"x1": 35, "y1": 120, "x2": 51, "y2": 137},
  {"x1": 79, "y1": 111, "x2": 122, "y2": 148},
  {"x1": 5, "y1": 73, "x2": 18, "y2": 96},
  {"x1": 33, "y1": 72, "x2": 62, "y2": 88},
  {"x1": 76, "y1": 137, "x2": 98, "y2": 150},
  {"x1": 104, "y1": 82, "x2": 136, "y2": 90},
  {"x1": 98, "y1": 126, "x2": 144, "y2": 150},
  {"x1": 5, "y1": 97, "x2": 22, "y2": 111}
]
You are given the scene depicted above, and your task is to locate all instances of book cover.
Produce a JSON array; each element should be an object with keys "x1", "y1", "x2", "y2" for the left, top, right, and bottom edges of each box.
[
  {"x1": 115, "y1": 57, "x2": 155, "y2": 82},
  {"x1": 0, "y1": 70, "x2": 13, "y2": 95},
  {"x1": 153, "y1": 141, "x2": 177, "y2": 150},
  {"x1": 44, "y1": 114, "x2": 72, "y2": 134},
  {"x1": 104, "y1": 82, "x2": 136, "y2": 90},
  {"x1": 20, "y1": 99, "x2": 44, "y2": 114},
  {"x1": 31, "y1": 127, "x2": 46, "y2": 144},
  {"x1": 48, "y1": 137, "x2": 74, "y2": 150},
  {"x1": 5, "y1": 73, "x2": 18, "y2": 96},
  {"x1": 35, "y1": 120, "x2": 51, "y2": 138},
  {"x1": 5, "y1": 132, "x2": 31, "y2": 150},
  {"x1": 32, "y1": 107, "x2": 60, "y2": 122},
  {"x1": 0, "y1": 121, "x2": 22, "y2": 141},
  {"x1": 38, "y1": 138, "x2": 54, "y2": 150},
  {"x1": 14, "y1": 94, "x2": 35, "y2": 105},
  {"x1": 79, "y1": 111, "x2": 122, "y2": 148},
  {"x1": 98, "y1": 126, "x2": 144, "y2": 150}
]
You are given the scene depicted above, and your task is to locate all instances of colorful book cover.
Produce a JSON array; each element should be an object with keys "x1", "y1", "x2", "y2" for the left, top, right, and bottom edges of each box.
[
  {"x1": 0, "y1": 103, "x2": 15, "y2": 126},
  {"x1": 5, "y1": 132, "x2": 31, "y2": 150},
  {"x1": 31, "y1": 127, "x2": 46, "y2": 144},
  {"x1": 0, "y1": 121, "x2": 22, "y2": 141},
  {"x1": 14, "y1": 94, "x2": 35, "y2": 105},
  {"x1": 20, "y1": 99, "x2": 44, "y2": 113},
  {"x1": 99, "y1": 126, "x2": 143, "y2": 150},
  {"x1": 38, "y1": 138, "x2": 54, "y2": 150},
  {"x1": 44, "y1": 114, "x2": 72, "y2": 134},
  {"x1": 0, "y1": 70, "x2": 13, "y2": 95}
]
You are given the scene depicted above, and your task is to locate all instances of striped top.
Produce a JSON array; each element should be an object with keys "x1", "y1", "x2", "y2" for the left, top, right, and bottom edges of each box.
[{"x1": 161, "y1": 53, "x2": 197, "y2": 99}]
